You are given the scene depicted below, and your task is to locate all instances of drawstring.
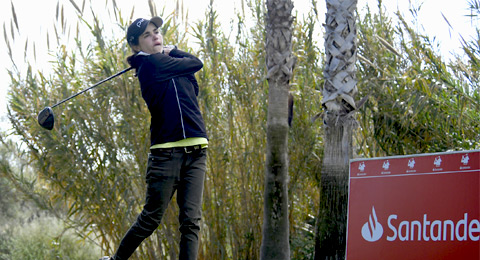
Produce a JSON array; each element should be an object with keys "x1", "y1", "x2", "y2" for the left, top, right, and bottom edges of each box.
[{"x1": 172, "y1": 79, "x2": 187, "y2": 139}]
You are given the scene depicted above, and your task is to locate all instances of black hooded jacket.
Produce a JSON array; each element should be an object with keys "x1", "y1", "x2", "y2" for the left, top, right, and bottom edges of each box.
[{"x1": 129, "y1": 49, "x2": 207, "y2": 146}]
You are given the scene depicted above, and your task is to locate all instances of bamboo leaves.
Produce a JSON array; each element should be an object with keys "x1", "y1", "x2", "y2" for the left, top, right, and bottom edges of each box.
[
  {"x1": 1, "y1": 1, "x2": 479, "y2": 259},
  {"x1": 375, "y1": 35, "x2": 401, "y2": 57},
  {"x1": 148, "y1": 0, "x2": 157, "y2": 17},
  {"x1": 10, "y1": 1, "x2": 18, "y2": 34},
  {"x1": 357, "y1": 4, "x2": 480, "y2": 156},
  {"x1": 69, "y1": 0, "x2": 83, "y2": 15}
]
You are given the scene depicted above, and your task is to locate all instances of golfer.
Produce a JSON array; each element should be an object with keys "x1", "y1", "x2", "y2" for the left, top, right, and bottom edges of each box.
[{"x1": 101, "y1": 16, "x2": 208, "y2": 260}]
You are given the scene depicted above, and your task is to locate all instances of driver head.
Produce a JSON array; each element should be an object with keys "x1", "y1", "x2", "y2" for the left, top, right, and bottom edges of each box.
[{"x1": 38, "y1": 107, "x2": 55, "y2": 130}]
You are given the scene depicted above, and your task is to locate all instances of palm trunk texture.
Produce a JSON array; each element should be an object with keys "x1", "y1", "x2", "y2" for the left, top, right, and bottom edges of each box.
[
  {"x1": 261, "y1": 0, "x2": 296, "y2": 259},
  {"x1": 315, "y1": 0, "x2": 358, "y2": 259}
]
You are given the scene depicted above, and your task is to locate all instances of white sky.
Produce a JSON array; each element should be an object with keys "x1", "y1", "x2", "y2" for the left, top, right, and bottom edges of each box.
[{"x1": 0, "y1": 0, "x2": 477, "y2": 131}]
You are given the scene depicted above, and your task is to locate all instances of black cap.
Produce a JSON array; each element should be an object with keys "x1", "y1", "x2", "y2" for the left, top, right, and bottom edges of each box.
[{"x1": 126, "y1": 17, "x2": 163, "y2": 47}]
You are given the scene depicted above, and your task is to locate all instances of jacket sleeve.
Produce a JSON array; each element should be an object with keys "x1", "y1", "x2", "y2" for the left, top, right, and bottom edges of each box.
[
  {"x1": 148, "y1": 50, "x2": 203, "y2": 81},
  {"x1": 186, "y1": 74, "x2": 200, "y2": 96}
]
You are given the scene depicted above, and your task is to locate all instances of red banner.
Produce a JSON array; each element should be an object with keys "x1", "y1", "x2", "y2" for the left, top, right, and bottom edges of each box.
[{"x1": 346, "y1": 150, "x2": 480, "y2": 260}]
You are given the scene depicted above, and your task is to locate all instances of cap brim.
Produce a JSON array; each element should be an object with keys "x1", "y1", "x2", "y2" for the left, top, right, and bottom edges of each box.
[{"x1": 149, "y1": 17, "x2": 163, "y2": 28}]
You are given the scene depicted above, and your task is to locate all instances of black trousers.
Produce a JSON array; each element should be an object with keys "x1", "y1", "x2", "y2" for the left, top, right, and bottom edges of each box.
[{"x1": 113, "y1": 147, "x2": 207, "y2": 260}]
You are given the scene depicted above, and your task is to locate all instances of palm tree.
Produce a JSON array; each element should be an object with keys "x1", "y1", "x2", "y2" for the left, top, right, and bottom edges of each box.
[
  {"x1": 314, "y1": 0, "x2": 358, "y2": 259},
  {"x1": 261, "y1": 0, "x2": 296, "y2": 259}
]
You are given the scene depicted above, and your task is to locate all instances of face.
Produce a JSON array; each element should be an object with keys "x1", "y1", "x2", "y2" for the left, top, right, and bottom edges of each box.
[{"x1": 133, "y1": 23, "x2": 163, "y2": 54}]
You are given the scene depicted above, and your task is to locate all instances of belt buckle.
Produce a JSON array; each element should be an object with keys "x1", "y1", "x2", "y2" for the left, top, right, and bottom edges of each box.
[{"x1": 184, "y1": 145, "x2": 200, "y2": 154}]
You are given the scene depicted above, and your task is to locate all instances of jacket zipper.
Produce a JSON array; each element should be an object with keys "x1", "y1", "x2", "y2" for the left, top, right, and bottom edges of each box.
[{"x1": 172, "y1": 78, "x2": 187, "y2": 139}]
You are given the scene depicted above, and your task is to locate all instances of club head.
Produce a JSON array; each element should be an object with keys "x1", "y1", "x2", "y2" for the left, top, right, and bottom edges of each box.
[{"x1": 38, "y1": 107, "x2": 55, "y2": 130}]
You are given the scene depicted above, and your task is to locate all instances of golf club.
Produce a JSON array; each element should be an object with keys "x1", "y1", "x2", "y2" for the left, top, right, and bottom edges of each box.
[{"x1": 37, "y1": 67, "x2": 133, "y2": 130}]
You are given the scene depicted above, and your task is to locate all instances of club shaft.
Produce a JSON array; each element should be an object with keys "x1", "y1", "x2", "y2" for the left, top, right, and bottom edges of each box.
[{"x1": 51, "y1": 67, "x2": 133, "y2": 108}]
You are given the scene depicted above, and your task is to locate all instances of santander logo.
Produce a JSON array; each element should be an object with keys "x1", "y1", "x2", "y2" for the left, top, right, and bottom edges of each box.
[
  {"x1": 361, "y1": 206, "x2": 383, "y2": 242},
  {"x1": 360, "y1": 206, "x2": 480, "y2": 243}
]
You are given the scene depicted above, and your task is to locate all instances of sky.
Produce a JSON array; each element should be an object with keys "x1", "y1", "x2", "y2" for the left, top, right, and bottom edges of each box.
[{"x1": 0, "y1": 0, "x2": 477, "y2": 132}]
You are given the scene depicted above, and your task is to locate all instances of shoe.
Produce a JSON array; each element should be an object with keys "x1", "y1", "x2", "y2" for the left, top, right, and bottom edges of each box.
[{"x1": 99, "y1": 257, "x2": 112, "y2": 260}]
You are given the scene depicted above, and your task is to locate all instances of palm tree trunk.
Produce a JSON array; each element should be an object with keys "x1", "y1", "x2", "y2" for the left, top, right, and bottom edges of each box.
[
  {"x1": 315, "y1": 117, "x2": 356, "y2": 260},
  {"x1": 314, "y1": 0, "x2": 358, "y2": 259},
  {"x1": 261, "y1": 0, "x2": 295, "y2": 259}
]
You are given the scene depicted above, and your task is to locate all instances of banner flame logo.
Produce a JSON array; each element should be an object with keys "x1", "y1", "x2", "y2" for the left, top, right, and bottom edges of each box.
[{"x1": 361, "y1": 206, "x2": 383, "y2": 242}]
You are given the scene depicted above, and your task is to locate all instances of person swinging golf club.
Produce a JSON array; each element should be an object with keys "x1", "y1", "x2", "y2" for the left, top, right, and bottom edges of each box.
[{"x1": 100, "y1": 16, "x2": 208, "y2": 260}]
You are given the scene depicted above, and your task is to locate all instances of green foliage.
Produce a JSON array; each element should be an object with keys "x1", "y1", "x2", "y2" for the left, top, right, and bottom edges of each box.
[
  {"x1": 0, "y1": 137, "x2": 99, "y2": 260},
  {"x1": 1, "y1": 215, "x2": 99, "y2": 260},
  {"x1": 356, "y1": 4, "x2": 480, "y2": 157},
  {"x1": 3, "y1": 0, "x2": 323, "y2": 259},
  {"x1": 193, "y1": 3, "x2": 267, "y2": 259},
  {"x1": 1, "y1": 0, "x2": 479, "y2": 259}
]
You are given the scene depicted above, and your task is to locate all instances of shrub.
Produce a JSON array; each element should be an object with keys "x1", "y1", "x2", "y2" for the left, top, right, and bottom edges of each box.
[{"x1": 3, "y1": 215, "x2": 100, "y2": 260}]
